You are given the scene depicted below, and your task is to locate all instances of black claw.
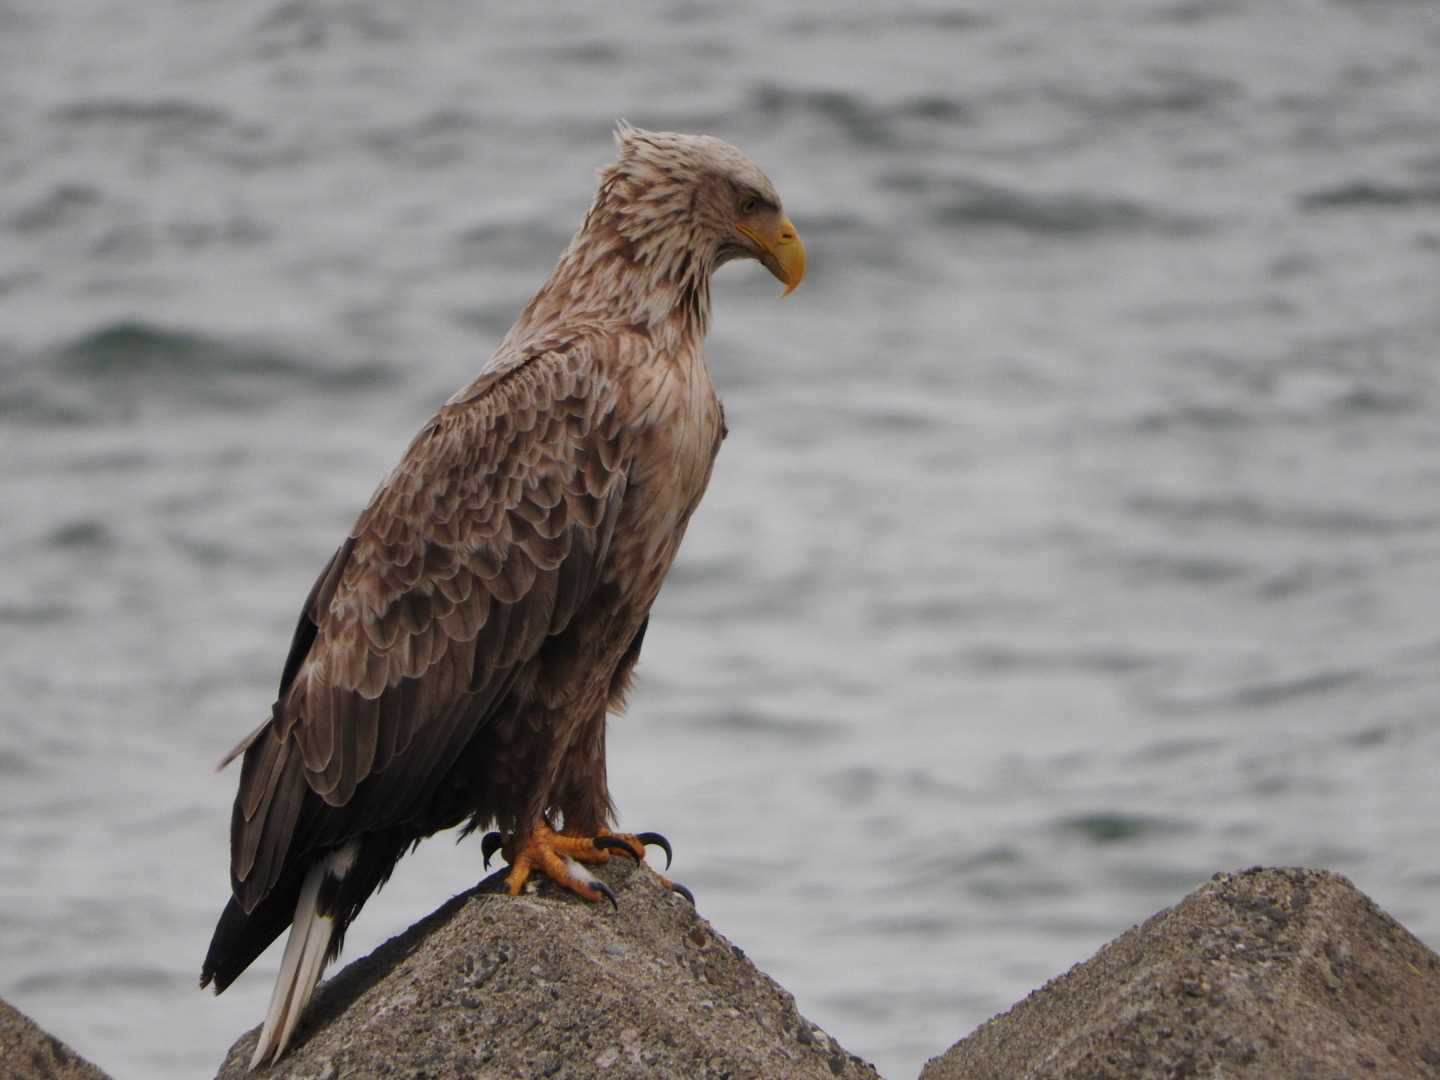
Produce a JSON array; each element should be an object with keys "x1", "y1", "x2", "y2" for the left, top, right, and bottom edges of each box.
[
  {"x1": 592, "y1": 879, "x2": 618, "y2": 910},
  {"x1": 594, "y1": 835, "x2": 641, "y2": 861},
  {"x1": 481, "y1": 831, "x2": 504, "y2": 870},
  {"x1": 669, "y1": 881, "x2": 695, "y2": 905},
  {"x1": 635, "y1": 831, "x2": 673, "y2": 870}
]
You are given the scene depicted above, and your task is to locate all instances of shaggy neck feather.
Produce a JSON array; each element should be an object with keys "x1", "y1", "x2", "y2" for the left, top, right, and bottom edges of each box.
[{"x1": 513, "y1": 171, "x2": 718, "y2": 353}]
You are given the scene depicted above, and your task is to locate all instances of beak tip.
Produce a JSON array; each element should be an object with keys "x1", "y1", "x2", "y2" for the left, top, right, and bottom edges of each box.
[{"x1": 743, "y1": 216, "x2": 805, "y2": 298}]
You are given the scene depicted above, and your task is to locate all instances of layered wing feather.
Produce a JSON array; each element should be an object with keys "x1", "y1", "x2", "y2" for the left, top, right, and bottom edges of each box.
[{"x1": 229, "y1": 342, "x2": 632, "y2": 913}]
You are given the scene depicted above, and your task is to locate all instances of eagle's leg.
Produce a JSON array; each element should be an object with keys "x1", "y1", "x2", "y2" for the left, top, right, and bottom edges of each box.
[
  {"x1": 544, "y1": 716, "x2": 692, "y2": 900},
  {"x1": 485, "y1": 687, "x2": 693, "y2": 904}
]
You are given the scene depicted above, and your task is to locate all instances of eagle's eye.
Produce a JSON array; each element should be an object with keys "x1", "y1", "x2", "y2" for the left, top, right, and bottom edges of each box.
[{"x1": 738, "y1": 194, "x2": 761, "y2": 216}]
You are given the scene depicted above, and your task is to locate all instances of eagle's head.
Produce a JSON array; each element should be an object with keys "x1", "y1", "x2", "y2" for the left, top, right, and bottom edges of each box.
[{"x1": 595, "y1": 125, "x2": 807, "y2": 298}]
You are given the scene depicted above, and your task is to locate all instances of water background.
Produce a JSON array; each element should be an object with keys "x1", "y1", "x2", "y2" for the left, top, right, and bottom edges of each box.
[{"x1": 3, "y1": 2, "x2": 1439, "y2": 1076}]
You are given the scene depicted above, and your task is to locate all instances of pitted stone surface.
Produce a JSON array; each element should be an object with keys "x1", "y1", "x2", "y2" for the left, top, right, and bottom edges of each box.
[
  {"x1": 922, "y1": 867, "x2": 1440, "y2": 1080},
  {"x1": 0, "y1": 997, "x2": 113, "y2": 1080},
  {"x1": 214, "y1": 857, "x2": 879, "y2": 1079}
]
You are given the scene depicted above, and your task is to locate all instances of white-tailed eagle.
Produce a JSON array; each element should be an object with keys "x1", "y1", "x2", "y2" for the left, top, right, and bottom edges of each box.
[{"x1": 200, "y1": 126, "x2": 805, "y2": 1068}]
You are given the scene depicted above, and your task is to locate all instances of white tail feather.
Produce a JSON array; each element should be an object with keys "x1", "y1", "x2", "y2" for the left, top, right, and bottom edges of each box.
[{"x1": 248, "y1": 843, "x2": 357, "y2": 1069}]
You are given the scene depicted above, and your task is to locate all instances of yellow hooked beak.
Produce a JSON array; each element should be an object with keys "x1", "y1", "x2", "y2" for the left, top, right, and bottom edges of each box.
[{"x1": 736, "y1": 215, "x2": 806, "y2": 297}]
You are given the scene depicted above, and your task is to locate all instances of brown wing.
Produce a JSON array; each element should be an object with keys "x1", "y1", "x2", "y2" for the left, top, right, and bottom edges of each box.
[{"x1": 228, "y1": 341, "x2": 633, "y2": 913}]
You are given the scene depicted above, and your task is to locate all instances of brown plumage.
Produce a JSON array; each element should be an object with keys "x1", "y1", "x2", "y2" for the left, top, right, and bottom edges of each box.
[{"x1": 201, "y1": 126, "x2": 805, "y2": 1068}]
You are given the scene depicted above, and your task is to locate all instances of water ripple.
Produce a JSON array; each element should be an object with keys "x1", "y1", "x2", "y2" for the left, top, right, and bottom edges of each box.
[
  {"x1": 1300, "y1": 179, "x2": 1440, "y2": 210},
  {"x1": 12, "y1": 963, "x2": 181, "y2": 995},
  {"x1": 882, "y1": 172, "x2": 1204, "y2": 234},
  {"x1": 1054, "y1": 811, "x2": 1195, "y2": 846},
  {"x1": 0, "y1": 322, "x2": 395, "y2": 423},
  {"x1": 1123, "y1": 491, "x2": 1435, "y2": 535},
  {"x1": 52, "y1": 98, "x2": 233, "y2": 131},
  {"x1": 750, "y1": 84, "x2": 971, "y2": 147},
  {"x1": 692, "y1": 706, "x2": 840, "y2": 742},
  {"x1": 1154, "y1": 666, "x2": 1366, "y2": 714}
]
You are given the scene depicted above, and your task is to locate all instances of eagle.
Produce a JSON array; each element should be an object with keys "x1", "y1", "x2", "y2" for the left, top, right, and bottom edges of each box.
[{"x1": 200, "y1": 125, "x2": 805, "y2": 1069}]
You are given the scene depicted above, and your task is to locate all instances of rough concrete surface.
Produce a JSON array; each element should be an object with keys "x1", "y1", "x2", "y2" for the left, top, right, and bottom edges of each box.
[
  {"x1": 216, "y1": 855, "x2": 880, "y2": 1079},
  {"x1": 0, "y1": 996, "x2": 113, "y2": 1080},
  {"x1": 922, "y1": 866, "x2": 1440, "y2": 1080}
]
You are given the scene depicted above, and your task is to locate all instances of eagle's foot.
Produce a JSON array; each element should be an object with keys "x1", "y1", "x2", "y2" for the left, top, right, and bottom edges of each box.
[
  {"x1": 593, "y1": 829, "x2": 695, "y2": 904},
  {"x1": 480, "y1": 823, "x2": 692, "y2": 906},
  {"x1": 593, "y1": 829, "x2": 672, "y2": 869},
  {"x1": 667, "y1": 879, "x2": 696, "y2": 905},
  {"x1": 590, "y1": 829, "x2": 691, "y2": 904},
  {"x1": 491, "y1": 824, "x2": 617, "y2": 907}
]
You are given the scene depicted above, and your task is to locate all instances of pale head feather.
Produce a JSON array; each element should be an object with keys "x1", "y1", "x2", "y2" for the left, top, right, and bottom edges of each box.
[
  {"x1": 601, "y1": 125, "x2": 782, "y2": 256},
  {"x1": 510, "y1": 127, "x2": 787, "y2": 343}
]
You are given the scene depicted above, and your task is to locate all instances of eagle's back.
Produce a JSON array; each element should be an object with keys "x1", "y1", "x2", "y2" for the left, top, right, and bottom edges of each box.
[{"x1": 222, "y1": 326, "x2": 719, "y2": 922}]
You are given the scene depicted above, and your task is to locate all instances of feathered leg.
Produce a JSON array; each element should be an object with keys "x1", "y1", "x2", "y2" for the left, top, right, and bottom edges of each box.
[{"x1": 480, "y1": 698, "x2": 691, "y2": 905}]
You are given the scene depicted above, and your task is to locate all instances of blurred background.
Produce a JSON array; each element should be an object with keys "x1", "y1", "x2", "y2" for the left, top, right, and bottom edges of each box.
[{"x1": 3, "y1": 1, "x2": 1439, "y2": 1076}]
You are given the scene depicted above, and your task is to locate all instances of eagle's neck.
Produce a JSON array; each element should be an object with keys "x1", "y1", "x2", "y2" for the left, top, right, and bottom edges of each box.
[{"x1": 511, "y1": 187, "x2": 717, "y2": 354}]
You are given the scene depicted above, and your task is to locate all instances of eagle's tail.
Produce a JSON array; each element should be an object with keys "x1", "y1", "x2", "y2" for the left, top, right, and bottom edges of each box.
[{"x1": 248, "y1": 841, "x2": 359, "y2": 1070}]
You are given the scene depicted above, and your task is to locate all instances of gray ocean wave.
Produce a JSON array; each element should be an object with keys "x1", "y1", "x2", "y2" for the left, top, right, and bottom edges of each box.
[
  {"x1": 1299, "y1": 179, "x2": 1440, "y2": 210},
  {"x1": 1149, "y1": 666, "x2": 1367, "y2": 714},
  {"x1": 880, "y1": 171, "x2": 1206, "y2": 234},
  {"x1": 0, "y1": 322, "x2": 395, "y2": 423},
  {"x1": 11, "y1": 964, "x2": 181, "y2": 995},
  {"x1": 750, "y1": 83, "x2": 973, "y2": 147},
  {"x1": 1054, "y1": 811, "x2": 1195, "y2": 846},
  {"x1": 691, "y1": 706, "x2": 841, "y2": 742},
  {"x1": 1121, "y1": 491, "x2": 1437, "y2": 536}
]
